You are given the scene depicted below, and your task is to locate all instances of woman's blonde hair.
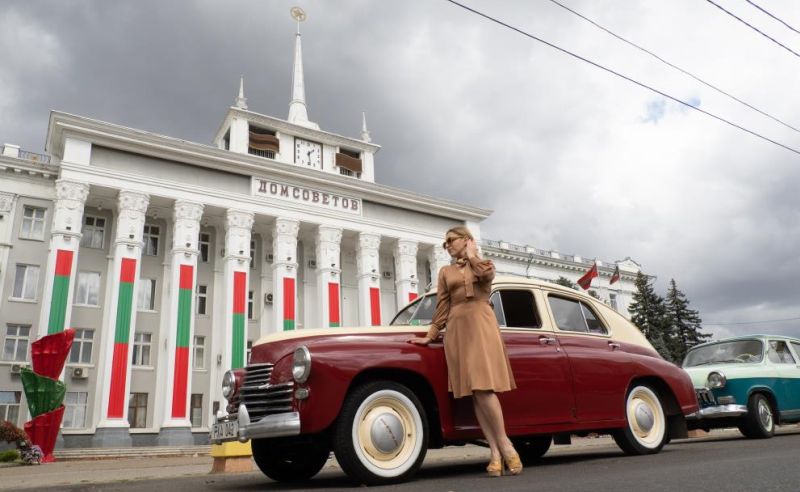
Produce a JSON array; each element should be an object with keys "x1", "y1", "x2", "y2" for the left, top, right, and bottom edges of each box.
[{"x1": 445, "y1": 225, "x2": 474, "y2": 240}]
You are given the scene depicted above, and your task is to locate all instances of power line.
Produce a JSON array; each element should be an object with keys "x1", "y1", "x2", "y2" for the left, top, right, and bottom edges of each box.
[
  {"x1": 746, "y1": 0, "x2": 800, "y2": 36},
  {"x1": 703, "y1": 0, "x2": 800, "y2": 59},
  {"x1": 443, "y1": 0, "x2": 800, "y2": 158},
  {"x1": 546, "y1": 0, "x2": 800, "y2": 134},
  {"x1": 704, "y1": 316, "x2": 800, "y2": 326}
]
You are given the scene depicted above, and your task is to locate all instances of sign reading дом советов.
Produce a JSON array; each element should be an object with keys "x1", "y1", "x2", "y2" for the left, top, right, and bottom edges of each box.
[{"x1": 251, "y1": 178, "x2": 362, "y2": 216}]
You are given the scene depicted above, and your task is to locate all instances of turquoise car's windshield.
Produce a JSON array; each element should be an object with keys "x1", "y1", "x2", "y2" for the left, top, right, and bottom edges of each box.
[
  {"x1": 683, "y1": 339, "x2": 764, "y2": 367},
  {"x1": 390, "y1": 294, "x2": 437, "y2": 326}
]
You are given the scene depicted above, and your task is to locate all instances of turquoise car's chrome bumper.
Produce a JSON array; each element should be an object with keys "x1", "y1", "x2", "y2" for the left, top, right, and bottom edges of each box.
[{"x1": 686, "y1": 404, "x2": 747, "y2": 419}]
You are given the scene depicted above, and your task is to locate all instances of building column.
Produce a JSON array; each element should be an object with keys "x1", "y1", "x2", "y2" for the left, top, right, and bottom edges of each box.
[
  {"x1": 222, "y1": 210, "x2": 254, "y2": 370},
  {"x1": 356, "y1": 232, "x2": 381, "y2": 326},
  {"x1": 428, "y1": 246, "x2": 451, "y2": 286},
  {"x1": 158, "y1": 200, "x2": 203, "y2": 445},
  {"x1": 0, "y1": 192, "x2": 17, "y2": 304},
  {"x1": 272, "y1": 218, "x2": 299, "y2": 332},
  {"x1": 93, "y1": 191, "x2": 149, "y2": 447},
  {"x1": 37, "y1": 180, "x2": 89, "y2": 337},
  {"x1": 315, "y1": 226, "x2": 342, "y2": 328},
  {"x1": 394, "y1": 240, "x2": 419, "y2": 308}
]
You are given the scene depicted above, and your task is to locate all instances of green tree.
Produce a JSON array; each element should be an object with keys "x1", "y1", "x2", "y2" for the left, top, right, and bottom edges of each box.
[
  {"x1": 628, "y1": 272, "x2": 672, "y2": 362},
  {"x1": 554, "y1": 276, "x2": 577, "y2": 290},
  {"x1": 664, "y1": 279, "x2": 710, "y2": 363}
]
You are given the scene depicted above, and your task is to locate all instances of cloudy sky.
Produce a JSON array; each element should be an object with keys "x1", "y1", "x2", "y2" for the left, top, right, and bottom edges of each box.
[{"x1": 2, "y1": 0, "x2": 799, "y2": 339}]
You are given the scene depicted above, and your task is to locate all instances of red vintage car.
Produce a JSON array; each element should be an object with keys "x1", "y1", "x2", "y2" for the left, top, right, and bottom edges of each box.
[{"x1": 211, "y1": 276, "x2": 698, "y2": 485}]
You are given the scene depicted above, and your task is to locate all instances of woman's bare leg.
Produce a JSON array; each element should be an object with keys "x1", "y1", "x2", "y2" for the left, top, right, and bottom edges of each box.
[
  {"x1": 472, "y1": 395, "x2": 501, "y2": 461},
  {"x1": 473, "y1": 391, "x2": 515, "y2": 457}
]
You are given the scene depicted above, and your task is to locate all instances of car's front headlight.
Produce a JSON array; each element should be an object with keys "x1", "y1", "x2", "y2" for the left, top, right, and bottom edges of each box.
[
  {"x1": 707, "y1": 371, "x2": 727, "y2": 389},
  {"x1": 292, "y1": 346, "x2": 312, "y2": 383},
  {"x1": 222, "y1": 370, "x2": 235, "y2": 399}
]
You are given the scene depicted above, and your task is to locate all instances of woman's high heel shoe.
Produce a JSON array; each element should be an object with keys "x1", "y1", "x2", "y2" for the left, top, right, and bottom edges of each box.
[
  {"x1": 504, "y1": 452, "x2": 523, "y2": 475},
  {"x1": 486, "y1": 458, "x2": 504, "y2": 477}
]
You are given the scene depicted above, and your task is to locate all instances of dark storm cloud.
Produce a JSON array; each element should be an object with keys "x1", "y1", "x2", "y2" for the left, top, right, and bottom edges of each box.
[{"x1": 2, "y1": 0, "x2": 799, "y2": 339}]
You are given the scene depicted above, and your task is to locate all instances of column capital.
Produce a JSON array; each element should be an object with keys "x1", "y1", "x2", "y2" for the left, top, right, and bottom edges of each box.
[
  {"x1": 225, "y1": 209, "x2": 255, "y2": 231},
  {"x1": 225, "y1": 209, "x2": 254, "y2": 262},
  {"x1": 115, "y1": 191, "x2": 150, "y2": 248},
  {"x1": 316, "y1": 225, "x2": 342, "y2": 276},
  {"x1": 317, "y1": 225, "x2": 343, "y2": 244},
  {"x1": 52, "y1": 180, "x2": 89, "y2": 238},
  {"x1": 356, "y1": 232, "x2": 380, "y2": 279},
  {"x1": 118, "y1": 191, "x2": 149, "y2": 214},
  {"x1": 172, "y1": 200, "x2": 203, "y2": 256},
  {"x1": 273, "y1": 217, "x2": 299, "y2": 270},
  {"x1": 274, "y1": 217, "x2": 300, "y2": 237},
  {"x1": 55, "y1": 179, "x2": 90, "y2": 203},
  {"x1": 394, "y1": 239, "x2": 419, "y2": 258}
]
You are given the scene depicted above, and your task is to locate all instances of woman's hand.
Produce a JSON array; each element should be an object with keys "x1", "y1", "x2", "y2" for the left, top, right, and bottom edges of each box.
[
  {"x1": 465, "y1": 238, "x2": 479, "y2": 259},
  {"x1": 407, "y1": 336, "x2": 432, "y2": 346}
]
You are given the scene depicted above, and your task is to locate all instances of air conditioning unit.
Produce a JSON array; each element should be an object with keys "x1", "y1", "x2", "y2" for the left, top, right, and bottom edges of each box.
[
  {"x1": 10, "y1": 363, "x2": 26, "y2": 374},
  {"x1": 266, "y1": 253, "x2": 274, "y2": 263},
  {"x1": 307, "y1": 259, "x2": 317, "y2": 269},
  {"x1": 382, "y1": 271, "x2": 392, "y2": 279},
  {"x1": 264, "y1": 293, "x2": 274, "y2": 304},
  {"x1": 72, "y1": 367, "x2": 88, "y2": 379}
]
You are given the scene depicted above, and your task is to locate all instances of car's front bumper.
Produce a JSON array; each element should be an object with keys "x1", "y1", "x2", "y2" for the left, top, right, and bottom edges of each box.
[
  {"x1": 686, "y1": 404, "x2": 748, "y2": 419},
  {"x1": 210, "y1": 404, "x2": 301, "y2": 444}
]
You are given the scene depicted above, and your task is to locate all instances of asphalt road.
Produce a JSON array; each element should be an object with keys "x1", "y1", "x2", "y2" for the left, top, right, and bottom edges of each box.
[{"x1": 44, "y1": 430, "x2": 800, "y2": 492}]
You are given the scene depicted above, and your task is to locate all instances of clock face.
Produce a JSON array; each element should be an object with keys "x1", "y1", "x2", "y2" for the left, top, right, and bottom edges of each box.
[{"x1": 295, "y1": 138, "x2": 323, "y2": 168}]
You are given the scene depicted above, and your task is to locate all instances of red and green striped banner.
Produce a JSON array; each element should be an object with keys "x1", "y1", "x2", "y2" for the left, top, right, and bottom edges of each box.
[
  {"x1": 48, "y1": 249, "x2": 74, "y2": 334},
  {"x1": 107, "y1": 258, "x2": 136, "y2": 418},
  {"x1": 369, "y1": 287, "x2": 381, "y2": 326},
  {"x1": 232, "y1": 271, "x2": 246, "y2": 369},
  {"x1": 171, "y1": 264, "x2": 193, "y2": 419},
  {"x1": 328, "y1": 282, "x2": 340, "y2": 327},
  {"x1": 408, "y1": 292, "x2": 418, "y2": 303},
  {"x1": 283, "y1": 277, "x2": 295, "y2": 331}
]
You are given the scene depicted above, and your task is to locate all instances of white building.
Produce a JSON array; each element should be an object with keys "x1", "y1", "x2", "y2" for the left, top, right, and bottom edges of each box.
[{"x1": 0, "y1": 22, "x2": 640, "y2": 448}]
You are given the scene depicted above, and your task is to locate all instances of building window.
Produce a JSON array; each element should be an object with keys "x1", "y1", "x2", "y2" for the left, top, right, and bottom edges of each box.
[
  {"x1": 132, "y1": 333, "x2": 152, "y2": 366},
  {"x1": 338, "y1": 167, "x2": 361, "y2": 178},
  {"x1": 74, "y1": 272, "x2": 101, "y2": 306},
  {"x1": 0, "y1": 391, "x2": 21, "y2": 425},
  {"x1": 63, "y1": 392, "x2": 88, "y2": 429},
  {"x1": 81, "y1": 216, "x2": 106, "y2": 249},
  {"x1": 12, "y1": 264, "x2": 40, "y2": 300},
  {"x1": 128, "y1": 393, "x2": 148, "y2": 429},
  {"x1": 143, "y1": 225, "x2": 160, "y2": 256},
  {"x1": 199, "y1": 233, "x2": 210, "y2": 263},
  {"x1": 69, "y1": 328, "x2": 94, "y2": 365},
  {"x1": 249, "y1": 148, "x2": 275, "y2": 159},
  {"x1": 190, "y1": 394, "x2": 203, "y2": 428},
  {"x1": 137, "y1": 278, "x2": 156, "y2": 311},
  {"x1": 610, "y1": 293, "x2": 618, "y2": 310},
  {"x1": 3, "y1": 325, "x2": 30, "y2": 361},
  {"x1": 250, "y1": 239, "x2": 256, "y2": 269},
  {"x1": 248, "y1": 291, "x2": 254, "y2": 320},
  {"x1": 197, "y1": 285, "x2": 208, "y2": 315},
  {"x1": 193, "y1": 336, "x2": 205, "y2": 370},
  {"x1": 246, "y1": 340, "x2": 253, "y2": 365},
  {"x1": 19, "y1": 206, "x2": 46, "y2": 240}
]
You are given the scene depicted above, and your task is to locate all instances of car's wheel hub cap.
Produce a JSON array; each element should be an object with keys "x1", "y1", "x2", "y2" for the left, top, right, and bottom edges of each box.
[
  {"x1": 758, "y1": 400, "x2": 772, "y2": 429},
  {"x1": 634, "y1": 402, "x2": 655, "y2": 432},
  {"x1": 370, "y1": 411, "x2": 405, "y2": 454}
]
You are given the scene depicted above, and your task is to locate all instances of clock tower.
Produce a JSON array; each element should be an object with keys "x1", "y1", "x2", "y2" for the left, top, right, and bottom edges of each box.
[{"x1": 213, "y1": 7, "x2": 379, "y2": 182}]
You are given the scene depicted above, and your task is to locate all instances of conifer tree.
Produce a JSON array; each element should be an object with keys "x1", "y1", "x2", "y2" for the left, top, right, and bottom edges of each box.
[
  {"x1": 628, "y1": 272, "x2": 672, "y2": 362},
  {"x1": 555, "y1": 276, "x2": 578, "y2": 290},
  {"x1": 665, "y1": 279, "x2": 710, "y2": 363}
]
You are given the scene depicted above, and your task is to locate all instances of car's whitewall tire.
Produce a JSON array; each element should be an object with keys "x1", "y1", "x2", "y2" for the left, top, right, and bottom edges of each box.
[{"x1": 613, "y1": 384, "x2": 668, "y2": 455}]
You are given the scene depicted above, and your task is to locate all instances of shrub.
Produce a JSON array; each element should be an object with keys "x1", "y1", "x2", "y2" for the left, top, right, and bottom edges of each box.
[{"x1": 0, "y1": 450, "x2": 20, "y2": 462}]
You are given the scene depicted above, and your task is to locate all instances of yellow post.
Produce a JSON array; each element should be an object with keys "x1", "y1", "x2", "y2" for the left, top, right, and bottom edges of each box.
[{"x1": 210, "y1": 440, "x2": 253, "y2": 473}]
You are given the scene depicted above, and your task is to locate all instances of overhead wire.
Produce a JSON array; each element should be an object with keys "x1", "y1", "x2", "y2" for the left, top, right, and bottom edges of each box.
[
  {"x1": 703, "y1": 0, "x2": 800, "y2": 59},
  {"x1": 546, "y1": 0, "x2": 800, "y2": 134},
  {"x1": 703, "y1": 316, "x2": 800, "y2": 326},
  {"x1": 443, "y1": 0, "x2": 800, "y2": 158},
  {"x1": 745, "y1": 0, "x2": 800, "y2": 36}
]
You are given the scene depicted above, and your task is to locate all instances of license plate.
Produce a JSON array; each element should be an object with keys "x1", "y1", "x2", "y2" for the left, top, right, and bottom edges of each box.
[{"x1": 211, "y1": 421, "x2": 239, "y2": 442}]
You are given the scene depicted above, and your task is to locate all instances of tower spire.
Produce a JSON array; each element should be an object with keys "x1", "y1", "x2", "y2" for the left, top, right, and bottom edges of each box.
[
  {"x1": 234, "y1": 75, "x2": 247, "y2": 110},
  {"x1": 361, "y1": 112, "x2": 371, "y2": 142},
  {"x1": 287, "y1": 7, "x2": 319, "y2": 130}
]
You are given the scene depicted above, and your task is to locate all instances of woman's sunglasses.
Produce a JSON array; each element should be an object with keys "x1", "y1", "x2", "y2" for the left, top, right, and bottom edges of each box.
[{"x1": 442, "y1": 236, "x2": 463, "y2": 249}]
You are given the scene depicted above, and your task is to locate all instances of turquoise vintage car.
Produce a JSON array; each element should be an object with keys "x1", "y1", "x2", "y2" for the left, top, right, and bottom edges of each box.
[{"x1": 683, "y1": 335, "x2": 800, "y2": 438}]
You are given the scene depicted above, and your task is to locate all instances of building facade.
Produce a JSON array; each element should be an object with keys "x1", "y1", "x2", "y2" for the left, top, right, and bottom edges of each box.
[{"x1": 0, "y1": 24, "x2": 640, "y2": 448}]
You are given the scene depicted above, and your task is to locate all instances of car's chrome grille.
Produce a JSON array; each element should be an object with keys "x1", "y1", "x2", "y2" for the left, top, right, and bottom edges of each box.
[
  {"x1": 696, "y1": 387, "x2": 716, "y2": 407},
  {"x1": 240, "y1": 363, "x2": 294, "y2": 421}
]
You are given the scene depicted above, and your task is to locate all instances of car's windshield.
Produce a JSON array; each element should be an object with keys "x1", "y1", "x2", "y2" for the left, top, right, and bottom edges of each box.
[
  {"x1": 390, "y1": 294, "x2": 437, "y2": 326},
  {"x1": 683, "y1": 339, "x2": 764, "y2": 367}
]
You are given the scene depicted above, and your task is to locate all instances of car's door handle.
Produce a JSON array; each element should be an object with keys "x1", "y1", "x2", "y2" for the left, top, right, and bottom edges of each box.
[
  {"x1": 539, "y1": 336, "x2": 557, "y2": 345},
  {"x1": 608, "y1": 342, "x2": 621, "y2": 350}
]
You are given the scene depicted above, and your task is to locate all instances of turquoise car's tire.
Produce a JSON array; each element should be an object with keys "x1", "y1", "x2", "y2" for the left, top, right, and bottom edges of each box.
[
  {"x1": 740, "y1": 393, "x2": 775, "y2": 439},
  {"x1": 251, "y1": 437, "x2": 330, "y2": 483},
  {"x1": 333, "y1": 381, "x2": 428, "y2": 485},
  {"x1": 612, "y1": 384, "x2": 668, "y2": 455},
  {"x1": 513, "y1": 435, "x2": 552, "y2": 464}
]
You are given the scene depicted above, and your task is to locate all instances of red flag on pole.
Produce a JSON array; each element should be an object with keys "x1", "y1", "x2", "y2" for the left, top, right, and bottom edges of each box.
[
  {"x1": 610, "y1": 265, "x2": 621, "y2": 285},
  {"x1": 577, "y1": 262, "x2": 598, "y2": 290}
]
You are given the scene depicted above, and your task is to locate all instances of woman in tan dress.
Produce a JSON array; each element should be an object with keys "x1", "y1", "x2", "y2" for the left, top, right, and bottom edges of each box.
[{"x1": 408, "y1": 226, "x2": 522, "y2": 477}]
